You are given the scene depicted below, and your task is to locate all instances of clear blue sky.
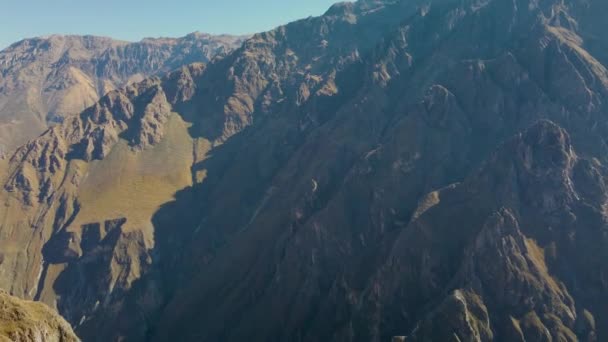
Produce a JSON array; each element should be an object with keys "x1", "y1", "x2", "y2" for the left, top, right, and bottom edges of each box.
[{"x1": 0, "y1": 0, "x2": 340, "y2": 49}]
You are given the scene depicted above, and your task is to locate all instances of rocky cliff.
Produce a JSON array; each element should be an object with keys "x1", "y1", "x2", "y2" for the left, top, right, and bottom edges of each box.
[{"x1": 1, "y1": 0, "x2": 608, "y2": 341}]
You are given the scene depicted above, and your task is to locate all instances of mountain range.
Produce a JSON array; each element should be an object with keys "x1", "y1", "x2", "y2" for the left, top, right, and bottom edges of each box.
[
  {"x1": 0, "y1": 33, "x2": 246, "y2": 156},
  {"x1": 1, "y1": 0, "x2": 608, "y2": 341}
]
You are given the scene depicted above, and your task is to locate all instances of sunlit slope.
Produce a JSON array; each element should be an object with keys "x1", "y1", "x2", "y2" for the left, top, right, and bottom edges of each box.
[
  {"x1": 0, "y1": 66, "x2": 206, "y2": 332},
  {"x1": 0, "y1": 290, "x2": 78, "y2": 341},
  {"x1": 73, "y1": 113, "x2": 193, "y2": 231}
]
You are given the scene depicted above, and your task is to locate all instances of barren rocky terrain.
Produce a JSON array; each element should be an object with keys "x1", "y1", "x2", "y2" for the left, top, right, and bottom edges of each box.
[{"x1": 1, "y1": 0, "x2": 608, "y2": 341}]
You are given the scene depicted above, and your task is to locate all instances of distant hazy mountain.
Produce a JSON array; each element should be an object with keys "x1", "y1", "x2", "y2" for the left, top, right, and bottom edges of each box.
[
  {"x1": 0, "y1": 33, "x2": 246, "y2": 156},
  {"x1": 2, "y1": 0, "x2": 608, "y2": 341}
]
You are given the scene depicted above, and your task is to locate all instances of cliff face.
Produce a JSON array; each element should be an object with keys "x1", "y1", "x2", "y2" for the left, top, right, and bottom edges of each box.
[
  {"x1": 1, "y1": 0, "x2": 608, "y2": 341},
  {"x1": 0, "y1": 33, "x2": 246, "y2": 156},
  {"x1": 0, "y1": 290, "x2": 78, "y2": 342}
]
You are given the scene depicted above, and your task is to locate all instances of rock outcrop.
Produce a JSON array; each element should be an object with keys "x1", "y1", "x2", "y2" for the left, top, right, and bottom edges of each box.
[{"x1": 0, "y1": 290, "x2": 78, "y2": 342}]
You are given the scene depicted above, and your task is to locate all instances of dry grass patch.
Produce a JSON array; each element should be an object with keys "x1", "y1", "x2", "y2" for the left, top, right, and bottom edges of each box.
[{"x1": 72, "y1": 113, "x2": 194, "y2": 233}]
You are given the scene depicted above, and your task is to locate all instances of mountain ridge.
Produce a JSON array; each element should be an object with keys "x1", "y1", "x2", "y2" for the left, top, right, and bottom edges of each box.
[{"x1": 0, "y1": 32, "x2": 247, "y2": 157}]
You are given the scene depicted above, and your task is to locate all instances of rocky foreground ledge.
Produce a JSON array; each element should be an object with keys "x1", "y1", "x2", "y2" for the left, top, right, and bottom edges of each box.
[{"x1": 0, "y1": 291, "x2": 78, "y2": 342}]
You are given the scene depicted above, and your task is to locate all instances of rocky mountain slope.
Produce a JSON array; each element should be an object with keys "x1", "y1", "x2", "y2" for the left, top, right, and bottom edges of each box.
[
  {"x1": 0, "y1": 33, "x2": 246, "y2": 156},
  {"x1": 1, "y1": 0, "x2": 608, "y2": 341},
  {"x1": 0, "y1": 290, "x2": 78, "y2": 342}
]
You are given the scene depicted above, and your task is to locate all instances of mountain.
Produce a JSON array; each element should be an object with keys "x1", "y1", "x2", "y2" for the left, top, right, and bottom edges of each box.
[
  {"x1": 0, "y1": 290, "x2": 78, "y2": 341},
  {"x1": 1, "y1": 0, "x2": 608, "y2": 341},
  {"x1": 0, "y1": 33, "x2": 246, "y2": 156},
  {"x1": 373, "y1": 120, "x2": 606, "y2": 341}
]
